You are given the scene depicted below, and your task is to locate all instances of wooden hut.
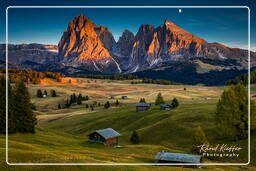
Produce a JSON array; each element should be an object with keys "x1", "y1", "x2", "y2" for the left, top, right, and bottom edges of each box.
[
  {"x1": 136, "y1": 102, "x2": 150, "y2": 112},
  {"x1": 87, "y1": 128, "x2": 121, "y2": 147},
  {"x1": 155, "y1": 151, "x2": 203, "y2": 168},
  {"x1": 121, "y1": 96, "x2": 128, "y2": 99}
]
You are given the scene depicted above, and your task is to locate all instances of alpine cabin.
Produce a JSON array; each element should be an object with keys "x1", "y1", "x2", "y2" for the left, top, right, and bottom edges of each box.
[
  {"x1": 136, "y1": 102, "x2": 151, "y2": 112},
  {"x1": 87, "y1": 128, "x2": 121, "y2": 147}
]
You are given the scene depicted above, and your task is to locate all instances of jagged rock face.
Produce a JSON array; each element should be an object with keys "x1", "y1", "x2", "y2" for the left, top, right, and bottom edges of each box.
[
  {"x1": 116, "y1": 29, "x2": 135, "y2": 57},
  {"x1": 58, "y1": 15, "x2": 112, "y2": 62},
  {"x1": 94, "y1": 25, "x2": 116, "y2": 51},
  {"x1": 58, "y1": 15, "x2": 121, "y2": 73}
]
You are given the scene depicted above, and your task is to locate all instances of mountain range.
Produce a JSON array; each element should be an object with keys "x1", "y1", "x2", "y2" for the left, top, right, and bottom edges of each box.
[{"x1": 1, "y1": 14, "x2": 255, "y2": 85}]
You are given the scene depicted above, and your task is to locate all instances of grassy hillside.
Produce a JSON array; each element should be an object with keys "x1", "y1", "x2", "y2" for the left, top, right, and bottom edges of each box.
[{"x1": 0, "y1": 78, "x2": 255, "y2": 170}]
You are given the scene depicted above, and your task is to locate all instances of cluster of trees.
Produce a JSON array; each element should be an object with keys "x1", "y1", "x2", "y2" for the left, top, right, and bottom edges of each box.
[
  {"x1": 225, "y1": 70, "x2": 256, "y2": 85},
  {"x1": 155, "y1": 93, "x2": 179, "y2": 108},
  {"x1": 0, "y1": 77, "x2": 37, "y2": 134},
  {"x1": 76, "y1": 74, "x2": 138, "y2": 80},
  {"x1": 215, "y1": 83, "x2": 248, "y2": 140},
  {"x1": 62, "y1": 93, "x2": 89, "y2": 109},
  {"x1": 191, "y1": 83, "x2": 250, "y2": 155},
  {"x1": 104, "y1": 100, "x2": 120, "y2": 109},
  {"x1": 0, "y1": 68, "x2": 64, "y2": 84},
  {"x1": 131, "y1": 78, "x2": 180, "y2": 85},
  {"x1": 36, "y1": 89, "x2": 56, "y2": 98}
]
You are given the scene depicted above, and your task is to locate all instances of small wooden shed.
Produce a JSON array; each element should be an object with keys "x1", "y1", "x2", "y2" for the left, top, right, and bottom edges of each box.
[
  {"x1": 155, "y1": 152, "x2": 203, "y2": 168},
  {"x1": 136, "y1": 102, "x2": 151, "y2": 112},
  {"x1": 121, "y1": 96, "x2": 128, "y2": 99},
  {"x1": 87, "y1": 128, "x2": 121, "y2": 147}
]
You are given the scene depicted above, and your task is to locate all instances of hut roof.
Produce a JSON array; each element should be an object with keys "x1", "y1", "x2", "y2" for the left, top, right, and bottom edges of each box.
[
  {"x1": 136, "y1": 102, "x2": 150, "y2": 107},
  {"x1": 155, "y1": 152, "x2": 202, "y2": 163},
  {"x1": 160, "y1": 104, "x2": 172, "y2": 108},
  {"x1": 92, "y1": 128, "x2": 121, "y2": 139}
]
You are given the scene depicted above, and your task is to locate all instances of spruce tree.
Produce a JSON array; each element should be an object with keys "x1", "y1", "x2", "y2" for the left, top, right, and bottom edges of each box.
[
  {"x1": 130, "y1": 130, "x2": 140, "y2": 144},
  {"x1": 215, "y1": 84, "x2": 248, "y2": 140},
  {"x1": 104, "y1": 101, "x2": 110, "y2": 109},
  {"x1": 44, "y1": 90, "x2": 47, "y2": 96},
  {"x1": 58, "y1": 104, "x2": 61, "y2": 109},
  {"x1": 85, "y1": 104, "x2": 89, "y2": 108},
  {"x1": 155, "y1": 93, "x2": 165, "y2": 105},
  {"x1": 191, "y1": 126, "x2": 209, "y2": 154},
  {"x1": 77, "y1": 93, "x2": 82, "y2": 105},
  {"x1": 36, "y1": 89, "x2": 43, "y2": 98},
  {"x1": 50, "y1": 89, "x2": 57, "y2": 97},
  {"x1": 115, "y1": 100, "x2": 120, "y2": 106},
  {"x1": 13, "y1": 81, "x2": 37, "y2": 133},
  {"x1": 139, "y1": 98, "x2": 146, "y2": 103},
  {"x1": 171, "y1": 98, "x2": 179, "y2": 108}
]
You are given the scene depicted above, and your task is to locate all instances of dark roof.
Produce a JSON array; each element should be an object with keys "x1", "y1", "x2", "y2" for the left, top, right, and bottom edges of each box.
[
  {"x1": 155, "y1": 152, "x2": 202, "y2": 163},
  {"x1": 160, "y1": 104, "x2": 172, "y2": 107},
  {"x1": 89, "y1": 128, "x2": 121, "y2": 139},
  {"x1": 136, "y1": 102, "x2": 151, "y2": 107}
]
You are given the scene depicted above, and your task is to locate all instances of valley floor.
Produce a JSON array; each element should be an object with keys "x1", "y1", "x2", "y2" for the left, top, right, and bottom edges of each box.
[{"x1": 1, "y1": 78, "x2": 255, "y2": 170}]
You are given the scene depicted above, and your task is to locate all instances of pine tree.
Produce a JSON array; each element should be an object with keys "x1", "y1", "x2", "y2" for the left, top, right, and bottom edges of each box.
[
  {"x1": 58, "y1": 104, "x2": 61, "y2": 109},
  {"x1": 90, "y1": 105, "x2": 94, "y2": 111},
  {"x1": 104, "y1": 101, "x2": 110, "y2": 109},
  {"x1": 115, "y1": 100, "x2": 120, "y2": 106},
  {"x1": 13, "y1": 81, "x2": 37, "y2": 133},
  {"x1": 77, "y1": 93, "x2": 82, "y2": 105},
  {"x1": 171, "y1": 98, "x2": 179, "y2": 108},
  {"x1": 36, "y1": 89, "x2": 43, "y2": 98},
  {"x1": 215, "y1": 84, "x2": 248, "y2": 140},
  {"x1": 139, "y1": 98, "x2": 146, "y2": 103},
  {"x1": 191, "y1": 126, "x2": 209, "y2": 154},
  {"x1": 65, "y1": 99, "x2": 70, "y2": 108},
  {"x1": 84, "y1": 95, "x2": 89, "y2": 101},
  {"x1": 44, "y1": 90, "x2": 47, "y2": 96},
  {"x1": 155, "y1": 93, "x2": 165, "y2": 105},
  {"x1": 130, "y1": 130, "x2": 140, "y2": 144},
  {"x1": 85, "y1": 104, "x2": 89, "y2": 108},
  {"x1": 50, "y1": 89, "x2": 57, "y2": 97}
]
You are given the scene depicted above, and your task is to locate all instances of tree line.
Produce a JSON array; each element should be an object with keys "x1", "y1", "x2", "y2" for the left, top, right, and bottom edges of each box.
[
  {"x1": 131, "y1": 78, "x2": 180, "y2": 85},
  {"x1": 225, "y1": 70, "x2": 256, "y2": 85},
  {"x1": 0, "y1": 68, "x2": 64, "y2": 84},
  {"x1": 75, "y1": 74, "x2": 138, "y2": 80},
  {"x1": 0, "y1": 77, "x2": 37, "y2": 134}
]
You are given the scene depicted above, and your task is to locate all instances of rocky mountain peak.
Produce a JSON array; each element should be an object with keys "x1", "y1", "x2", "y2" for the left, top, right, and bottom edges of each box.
[{"x1": 116, "y1": 29, "x2": 135, "y2": 57}]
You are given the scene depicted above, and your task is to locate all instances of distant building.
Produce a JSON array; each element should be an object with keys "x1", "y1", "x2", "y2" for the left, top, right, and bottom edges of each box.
[
  {"x1": 110, "y1": 96, "x2": 115, "y2": 99},
  {"x1": 160, "y1": 104, "x2": 173, "y2": 110},
  {"x1": 136, "y1": 102, "x2": 151, "y2": 112},
  {"x1": 155, "y1": 152, "x2": 203, "y2": 168},
  {"x1": 87, "y1": 128, "x2": 121, "y2": 147},
  {"x1": 121, "y1": 96, "x2": 128, "y2": 99}
]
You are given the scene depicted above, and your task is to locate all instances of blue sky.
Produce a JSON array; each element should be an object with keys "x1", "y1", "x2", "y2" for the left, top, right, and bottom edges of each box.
[{"x1": 1, "y1": 0, "x2": 255, "y2": 51}]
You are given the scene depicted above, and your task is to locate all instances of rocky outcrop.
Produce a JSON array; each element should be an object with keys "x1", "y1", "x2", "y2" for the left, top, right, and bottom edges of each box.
[
  {"x1": 116, "y1": 29, "x2": 135, "y2": 57},
  {"x1": 58, "y1": 15, "x2": 121, "y2": 73}
]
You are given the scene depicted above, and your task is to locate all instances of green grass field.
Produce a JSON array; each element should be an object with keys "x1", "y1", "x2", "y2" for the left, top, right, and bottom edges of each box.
[{"x1": 0, "y1": 78, "x2": 255, "y2": 170}]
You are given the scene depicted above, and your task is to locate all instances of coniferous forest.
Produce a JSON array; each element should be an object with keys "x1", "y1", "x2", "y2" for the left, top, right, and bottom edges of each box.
[{"x1": 0, "y1": 77, "x2": 37, "y2": 134}]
